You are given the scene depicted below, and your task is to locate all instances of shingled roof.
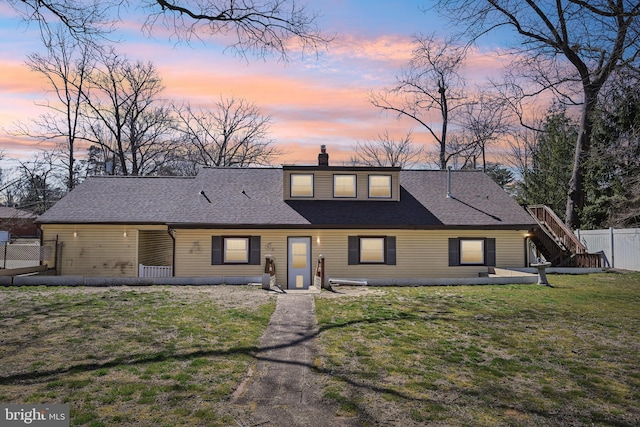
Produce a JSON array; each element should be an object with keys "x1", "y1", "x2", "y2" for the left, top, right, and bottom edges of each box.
[{"x1": 37, "y1": 168, "x2": 535, "y2": 229}]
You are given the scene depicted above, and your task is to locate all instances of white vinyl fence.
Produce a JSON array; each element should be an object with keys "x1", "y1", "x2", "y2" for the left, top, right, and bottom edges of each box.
[{"x1": 575, "y1": 228, "x2": 640, "y2": 271}]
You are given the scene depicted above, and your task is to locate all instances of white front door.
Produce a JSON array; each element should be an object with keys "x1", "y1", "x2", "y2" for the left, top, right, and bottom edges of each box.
[{"x1": 287, "y1": 237, "x2": 311, "y2": 289}]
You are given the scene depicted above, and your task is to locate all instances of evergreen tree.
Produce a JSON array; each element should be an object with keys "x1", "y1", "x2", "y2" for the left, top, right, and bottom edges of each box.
[
  {"x1": 522, "y1": 106, "x2": 577, "y2": 218},
  {"x1": 484, "y1": 163, "x2": 514, "y2": 191},
  {"x1": 584, "y1": 79, "x2": 640, "y2": 228}
]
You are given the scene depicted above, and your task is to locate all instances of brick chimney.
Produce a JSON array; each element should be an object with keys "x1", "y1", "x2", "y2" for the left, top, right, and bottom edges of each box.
[{"x1": 318, "y1": 145, "x2": 329, "y2": 167}]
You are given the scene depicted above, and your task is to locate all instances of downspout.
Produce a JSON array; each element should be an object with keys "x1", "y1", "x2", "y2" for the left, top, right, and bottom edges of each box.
[{"x1": 167, "y1": 227, "x2": 176, "y2": 277}]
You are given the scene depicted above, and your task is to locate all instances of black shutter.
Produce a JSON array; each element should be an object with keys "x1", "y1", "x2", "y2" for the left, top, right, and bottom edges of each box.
[
  {"x1": 486, "y1": 238, "x2": 496, "y2": 266},
  {"x1": 212, "y1": 236, "x2": 222, "y2": 265},
  {"x1": 386, "y1": 236, "x2": 396, "y2": 265},
  {"x1": 250, "y1": 236, "x2": 261, "y2": 265},
  {"x1": 348, "y1": 236, "x2": 359, "y2": 265},
  {"x1": 448, "y1": 238, "x2": 460, "y2": 266}
]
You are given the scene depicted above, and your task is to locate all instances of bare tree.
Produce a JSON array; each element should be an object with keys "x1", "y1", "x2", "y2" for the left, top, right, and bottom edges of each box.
[
  {"x1": 504, "y1": 127, "x2": 537, "y2": 181},
  {"x1": 349, "y1": 130, "x2": 423, "y2": 168},
  {"x1": 459, "y1": 94, "x2": 511, "y2": 171},
  {"x1": 8, "y1": 0, "x2": 329, "y2": 60},
  {"x1": 6, "y1": 0, "x2": 114, "y2": 42},
  {"x1": 17, "y1": 28, "x2": 94, "y2": 190},
  {"x1": 440, "y1": 132, "x2": 480, "y2": 169},
  {"x1": 14, "y1": 152, "x2": 65, "y2": 214},
  {"x1": 436, "y1": 0, "x2": 640, "y2": 228},
  {"x1": 370, "y1": 33, "x2": 469, "y2": 169},
  {"x1": 81, "y1": 50, "x2": 177, "y2": 176},
  {"x1": 174, "y1": 96, "x2": 281, "y2": 168}
]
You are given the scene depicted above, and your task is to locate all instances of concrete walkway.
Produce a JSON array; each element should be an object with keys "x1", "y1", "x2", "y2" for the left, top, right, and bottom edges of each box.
[{"x1": 230, "y1": 293, "x2": 358, "y2": 427}]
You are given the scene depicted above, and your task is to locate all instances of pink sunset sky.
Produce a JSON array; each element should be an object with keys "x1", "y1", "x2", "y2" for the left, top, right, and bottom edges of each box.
[{"x1": 0, "y1": 0, "x2": 514, "y2": 169}]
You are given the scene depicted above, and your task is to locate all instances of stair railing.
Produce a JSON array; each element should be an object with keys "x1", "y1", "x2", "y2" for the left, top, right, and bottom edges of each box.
[{"x1": 527, "y1": 205, "x2": 587, "y2": 255}]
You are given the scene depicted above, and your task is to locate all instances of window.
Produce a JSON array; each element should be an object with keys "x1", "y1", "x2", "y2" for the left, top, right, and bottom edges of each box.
[
  {"x1": 460, "y1": 239, "x2": 485, "y2": 265},
  {"x1": 224, "y1": 237, "x2": 249, "y2": 263},
  {"x1": 334, "y1": 174, "x2": 356, "y2": 198},
  {"x1": 290, "y1": 174, "x2": 314, "y2": 197},
  {"x1": 448, "y1": 238, "x2": 496, "y2": 266},
  {"x1": 212, "y1": 236, "x2": 261, "y2": 265},
  {"x1": 348, "y1": 236, "x2": 396, "y2": 265},
  {"x1": 360, "y1": 237, "x2": 385, "y2": 263},
  {"x1": 369, "y1": 175, "x2": 391, "y2": 198}
]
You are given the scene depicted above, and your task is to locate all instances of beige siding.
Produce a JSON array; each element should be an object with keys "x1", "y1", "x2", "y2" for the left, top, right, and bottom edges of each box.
[
  {"x1": 138, "y1": 230, "x2": 173, "y2": 266},
  {"x1": 283, "y1": 170, "x2": 400, "y2": 201},
  {"x1": 42, "y1": 224, "x2": 528, "y2": 281},
  {"x1": 41, "y1": 224, "x2": 168, "y2": 277},
  {"x1": 174, "y1": 228, "x2": 529, "y2": 285}
]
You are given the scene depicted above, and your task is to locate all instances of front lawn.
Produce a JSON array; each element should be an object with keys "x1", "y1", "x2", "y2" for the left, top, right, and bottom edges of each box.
[
  {"x1": 0, "y1": 286, "x2": 276, "y2": 426},
  {"x1": 315, "y1": 273, "x2": 640, "y2": 426}
]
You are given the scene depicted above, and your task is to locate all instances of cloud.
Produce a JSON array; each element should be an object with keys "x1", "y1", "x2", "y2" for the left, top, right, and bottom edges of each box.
[
  {"x1": 0, "y1": 60, "x2": 45, "y2": 95},
  {"x1": 328, "y1": 33, "x2": 414, "y2": 64},
  {"x1": 0, "y1": 9, "x2": 523, "y2": 170}
]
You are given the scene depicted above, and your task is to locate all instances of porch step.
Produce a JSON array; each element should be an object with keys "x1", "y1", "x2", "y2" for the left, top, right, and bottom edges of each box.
[{"x1": 281, "y1": 286, "x2": 321, "y2": 294}]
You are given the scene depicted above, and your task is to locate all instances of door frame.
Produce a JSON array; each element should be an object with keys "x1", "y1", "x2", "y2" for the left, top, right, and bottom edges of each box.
[{"x1": 287, "y1": 236, "x2": 312, "y2": 289}]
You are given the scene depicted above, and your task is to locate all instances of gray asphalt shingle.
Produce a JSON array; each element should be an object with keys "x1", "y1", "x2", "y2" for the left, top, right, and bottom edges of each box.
[{"x1": 37, "y1": 168, "x2": 535, "y2": 228}]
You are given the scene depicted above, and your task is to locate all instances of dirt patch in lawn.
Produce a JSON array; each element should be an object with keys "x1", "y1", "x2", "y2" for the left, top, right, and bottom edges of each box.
[{"x1": 318, "y1": 285, "x2": 387, "y2": 298}]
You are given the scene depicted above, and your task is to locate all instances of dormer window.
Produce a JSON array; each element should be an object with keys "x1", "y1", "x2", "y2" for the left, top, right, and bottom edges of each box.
[
  {"x1": 334, "y1": 174, "x2": 356, "y2": 198},
  {"x1": 369, "y1": 175, "x2": 392, "y2": 198},
  {"x1": 290, "y1": 174, "x2": 314, "y2": 197}
]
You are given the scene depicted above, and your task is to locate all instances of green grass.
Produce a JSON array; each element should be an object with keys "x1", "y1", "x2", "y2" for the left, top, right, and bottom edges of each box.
[
  {"x1": 315, "y1": 272, "x2": 640, "y2": 426},
  {"x1": 0, "y1": 286, "x2": 276, "y2": 426},
  {"x1": 2, "y1": 274, "x2": 638, "y2": 426}
]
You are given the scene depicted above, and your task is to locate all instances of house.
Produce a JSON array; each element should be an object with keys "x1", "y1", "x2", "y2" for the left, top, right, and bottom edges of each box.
[
  {"x1": 37, "y1": 146, "x2": 537, "y2": 288},
  {"x1": 0, "y1": 207, "x2": 38, "y2": 239}
]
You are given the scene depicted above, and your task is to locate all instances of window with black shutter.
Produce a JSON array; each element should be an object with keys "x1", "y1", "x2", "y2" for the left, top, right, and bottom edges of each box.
[
  {"x1": 448, "y1": 237, "x2": 496, "y2": 267},
  {"x1": 348, "y1": 236, "x2": 396, "y2": 265},
  {"x1": 211, "y1": 236, "x2": 261, "y2": 265}
]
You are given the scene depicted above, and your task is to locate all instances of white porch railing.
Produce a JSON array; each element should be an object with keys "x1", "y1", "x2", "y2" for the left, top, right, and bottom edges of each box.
[{"x1": 139, "y1": 264, "x2": 173, "y2": 278}]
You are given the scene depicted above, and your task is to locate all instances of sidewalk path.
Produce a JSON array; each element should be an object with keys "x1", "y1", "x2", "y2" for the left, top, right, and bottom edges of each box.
[{"x1": 230, "y1": 293, "x2": 358, "y2": 427}]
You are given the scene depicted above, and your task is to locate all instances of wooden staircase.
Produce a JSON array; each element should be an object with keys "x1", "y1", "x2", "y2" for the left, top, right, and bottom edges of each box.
[{"x1": 527, "y1": 205, "x2": 602, "y2": 268}]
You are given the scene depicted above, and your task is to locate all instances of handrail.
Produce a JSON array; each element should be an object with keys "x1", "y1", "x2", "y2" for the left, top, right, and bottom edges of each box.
[
  {"x1": 263, "y1": 256, "x2": 276, "y2": 290},
  {"x1": 527, "y1": 205, "x2": 587, "y2": 254},
  {"x1": 314, "y1": 255, "x2": 327, "y2": 289},
  {"x1": 530, "y1": 227, "x2": 566, "y2": 264}
]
